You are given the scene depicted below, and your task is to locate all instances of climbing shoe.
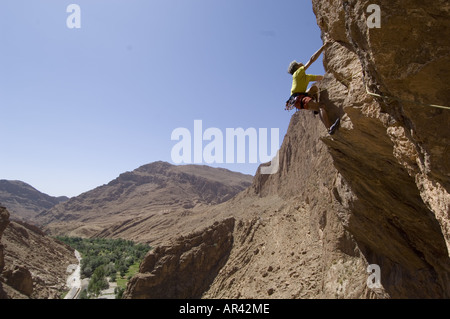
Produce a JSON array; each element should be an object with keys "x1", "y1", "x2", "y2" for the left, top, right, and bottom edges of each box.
[{"x1": 328, "y1": 118, "x2": 340, "y2": 135}]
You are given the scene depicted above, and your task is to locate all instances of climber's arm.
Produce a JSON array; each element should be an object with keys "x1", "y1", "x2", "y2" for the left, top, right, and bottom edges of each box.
[
  {"x1": 306, "y1": 74, "x2": 324, "y2": 83},
  {"x1": 304, "y1": 43, "x2": 327, "y2": 70},
  {"x1": 314, "y1": 75, "x2": 324, "y2": 81}
]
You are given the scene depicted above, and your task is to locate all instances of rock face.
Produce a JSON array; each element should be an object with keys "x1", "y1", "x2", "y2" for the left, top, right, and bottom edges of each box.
[
  {"x1": 123, "y1": 218, "x2": 235, "y2": 299},
  {"x1": 0, "y1": 207, "x2": 10, "y2": 298},
  {"x1": 2, "y1": 220, "x2": 78, "y2": 299},
  {"x1": 125, "y1": 0, "x2": 449, "y2": 299},
  {"x1": 0, "y1": 206, "x2": 77, "y2": 299},
  {"x1": 204, "y1": 112, "x2": 377, "y2": 299},
  {"x1": 0, "y1": 207, "x2": 9, "y2": 269},
  {"x1": 2, "y1": 265, "x2": 33, "y2": 297},
  {"x1": 311, "y1": 0, "x2": 450, "y2": 297}
]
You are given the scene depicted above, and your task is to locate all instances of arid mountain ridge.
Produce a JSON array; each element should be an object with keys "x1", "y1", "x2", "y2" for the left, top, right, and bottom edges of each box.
[
  {"x1": 37, "y1": 161, "x2": 253, "y2": 246},
  {"x1": 0, "y1": 180, "x2": 68, "y2": 222}
]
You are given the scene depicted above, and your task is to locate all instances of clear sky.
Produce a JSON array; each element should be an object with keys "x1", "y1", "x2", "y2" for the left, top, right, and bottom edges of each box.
[{"x1": 0, "y1": 0, "x2": 325, "y2": 197}]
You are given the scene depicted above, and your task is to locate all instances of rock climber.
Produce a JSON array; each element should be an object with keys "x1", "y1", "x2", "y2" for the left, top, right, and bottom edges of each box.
[{"x1": 285, "y1": 42, "x2": 340, "y2": 135}]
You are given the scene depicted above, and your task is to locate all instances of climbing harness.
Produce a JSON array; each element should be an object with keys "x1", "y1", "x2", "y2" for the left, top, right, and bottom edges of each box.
[{"x1": 285, "y1": 93, "x2": 310, "y2": 111}]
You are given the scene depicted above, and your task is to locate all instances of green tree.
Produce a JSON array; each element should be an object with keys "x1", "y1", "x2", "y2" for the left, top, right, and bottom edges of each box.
[
  {"x1": 88, "y1": 266, "x2": 109, "y2": 296},
  {"x1": 115, "y1": 287, "x2": 125, "y2": 299},
  {"x1": 55, "y1": 235, "x2": 151, "y2": 293},
  {"x1": 79, "y1": 289, "x2": 89, "y2": 299}
]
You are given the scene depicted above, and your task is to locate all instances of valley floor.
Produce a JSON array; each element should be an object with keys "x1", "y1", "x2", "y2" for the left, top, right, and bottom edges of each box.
[{"x1": 64, "y1": 250, "x2": 82, "y2": 299}]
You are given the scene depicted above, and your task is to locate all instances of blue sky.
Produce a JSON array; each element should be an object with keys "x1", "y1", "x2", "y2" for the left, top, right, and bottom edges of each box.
[{"x1": 0, "y1": 0, "x2": 325, "y2": 197}]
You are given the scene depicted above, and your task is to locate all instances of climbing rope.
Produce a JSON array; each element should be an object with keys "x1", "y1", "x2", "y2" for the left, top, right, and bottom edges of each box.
[
  {"x1": 311, "y1": 72, "x2": 450, "y2": 110},
  {"x1": 364, "y1": 85, "x2": 450, "y2": 110}
]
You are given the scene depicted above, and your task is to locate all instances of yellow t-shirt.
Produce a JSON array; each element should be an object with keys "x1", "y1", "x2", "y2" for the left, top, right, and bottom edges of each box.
[{"x1": 291, "y1": 66, "x2": 318, "y2": 95}]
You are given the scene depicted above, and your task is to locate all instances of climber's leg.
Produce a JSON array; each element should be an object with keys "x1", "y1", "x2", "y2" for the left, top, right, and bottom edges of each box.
[
  {"x1": 306, "y1": 85, "x2": 319, "y2": 102},
  {"x1": 305, "y1": 100, "x2": 331, "y2": 130}
]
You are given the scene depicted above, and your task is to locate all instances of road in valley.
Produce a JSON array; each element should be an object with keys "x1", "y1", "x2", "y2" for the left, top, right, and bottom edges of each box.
[{"x1": 64, "y1": 250, "x2": 82, "y2": 299}]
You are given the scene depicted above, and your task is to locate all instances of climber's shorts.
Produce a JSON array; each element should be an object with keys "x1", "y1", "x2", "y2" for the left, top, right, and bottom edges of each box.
[
  {"x1": 285, "y1": 93, "x2": 313, "y2": 110},
  {"x1": 299, "y1": 95, "x2": 313, "y2": 109}
]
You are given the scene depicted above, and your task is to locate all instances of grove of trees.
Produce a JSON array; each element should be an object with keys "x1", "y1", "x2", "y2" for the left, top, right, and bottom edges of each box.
[{"x1": 56, "y1": 236, "x2": 151, "y2": 298}]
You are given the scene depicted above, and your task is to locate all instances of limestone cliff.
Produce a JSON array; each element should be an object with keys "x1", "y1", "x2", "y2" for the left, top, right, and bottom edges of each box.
[{"x1": 125, "y1": 0, "x2": 449, "y2": 299}]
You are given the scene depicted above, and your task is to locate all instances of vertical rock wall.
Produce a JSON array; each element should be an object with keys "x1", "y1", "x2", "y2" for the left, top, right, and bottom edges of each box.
[
  {"x1": 311, "y1": 0, "x2": 450, "y2": 297},
  {"x1": 123, "y1": 218, "x2": 235, "y2": 299}
]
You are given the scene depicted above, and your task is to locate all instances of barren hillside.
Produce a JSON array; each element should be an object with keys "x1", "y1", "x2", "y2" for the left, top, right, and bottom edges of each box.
[
  {"x1": 38, "y1": 161, "x2": 253, "y2": 246},
  {"x1": 0, "y1": 206, "x2": 77, "y2": 299},
  {"x1": 0, "y1": 180, "x2": 68, "y2": 222}
]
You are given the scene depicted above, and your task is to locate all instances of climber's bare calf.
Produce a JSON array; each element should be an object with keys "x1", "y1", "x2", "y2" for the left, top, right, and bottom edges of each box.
[
  {"x1": 306, "y1": 85, "x2": 340, "y2": 135},
  {"x1": 304, "y1": 99, "x2": 331, "y2": 130}
]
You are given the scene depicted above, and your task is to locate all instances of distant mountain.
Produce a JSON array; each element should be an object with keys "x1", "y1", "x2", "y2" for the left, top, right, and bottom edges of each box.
[
  {"x1": 38, "y1": 161, "x2": 253, "y2": 245},
  {"x1": 0, "y1": 180, "x2": 68, "y2": 222}
]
